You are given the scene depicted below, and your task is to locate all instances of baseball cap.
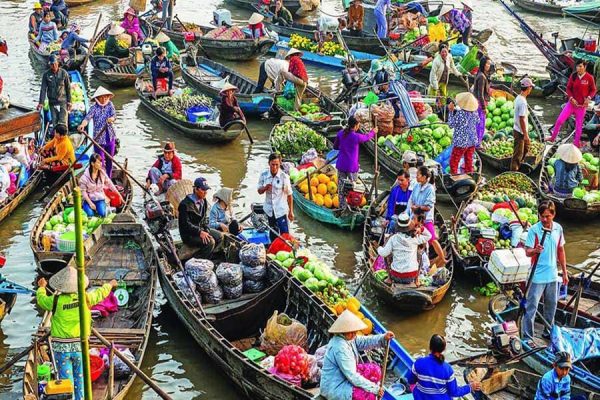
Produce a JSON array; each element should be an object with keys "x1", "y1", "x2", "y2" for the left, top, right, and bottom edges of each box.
[
  {"x1": 555, "y1": 351, "x2": 572, "y2": 368},
  {"x1": 520, "y1": 77, "x2": 534, "y2": 88},
  {"x1": 194, "y1": 177, "x2": 211, "y2": 191},
  {"x1": 402, "y1": 150, "x2": 417, "y2": 164}
]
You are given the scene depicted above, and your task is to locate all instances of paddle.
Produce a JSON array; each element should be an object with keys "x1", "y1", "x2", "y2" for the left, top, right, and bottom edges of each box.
[
  {"x1": 517, "y1": 227, "x2": 551, "y2": 322},
  {"x1": 80, "y1": 13, "x2": 103, "y2": 73},
  {"x1": 0, "y1": 332, "x2": 50, "y2": 375},
  {"x1": 376, "y1": 339, "x2": 391, "y2": 400},
  {"x1": 506, "y1": 198, "x2": 527, "y2": 229}
]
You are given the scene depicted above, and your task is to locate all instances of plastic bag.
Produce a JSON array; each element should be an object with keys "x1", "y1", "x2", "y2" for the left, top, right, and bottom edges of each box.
[
  {"x1": 202, "y1": 284, "x2": 223, "y2": 304},
  {"x1": 222, "y1": 282, "x2": 243, "y2": 299},
  {"x1": 239, "y1": 243, "x2": 267, "y2": 267},
  {"x1": 173, "y1": 271, "x2": 198, "y2": 305},
  {"x1": 113, "y1": 348, "x2": 135, "y2": 378},
  {"x1": 216, "y1": 263, "x2": 243, "y2": 287},
  {"x1": 243, "y1": 278, "x2": 267, "y2": 293},
  {"x1": 242, "y1": 263, "x2": 267, "y2": 281},
  {"x1": 260, "y1": 311, "x2": 308, "y2": 355},
  {"x1": 185, "y1": 258, "x2": 215, "y2": 285},
  {"x1": 195, "y1": 271, "x2": 219, "y2": 294},
  {"x1": 306, "y1": 354, "x2": 321, "y2": 385},
  {"x1": 428, "y1": 22, "x2": 447, "y2": 42},
  {"x1": 314, "y1": 345, "x2": 327, "y2": 368},
  {"x1": 268, "y1": 366, "x2": 302, "y2": 387}
]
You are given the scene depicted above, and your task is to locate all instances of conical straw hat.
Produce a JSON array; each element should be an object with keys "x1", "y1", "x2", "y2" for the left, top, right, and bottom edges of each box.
[
  {"x1": 219, "y1": 82, "x2": 238, "y2": 94},
  {"x1": 154, "y1": 32, "x2": 171, "y2": 43},
  {"x1": 328, "y1": 310, "x2": 368, "y2": 333},
  {"x1": 49, "y1": 266, "x2": 89, "y2": 294},
  {"x1": 108, "y1": 24, "x2": 125, "y2": 36},
  {"x1": 248, "y1": 13, "x2": 264, "y2": 25},
  {"x1": 91, "y1": 86, "x2": 114, "y2": 100},
  {"x1": 556, "y1": 143, "x2": 583, "y2": 164},
  {"x1": 455, "y1": 92, "x2": 478, "y2": 112}
]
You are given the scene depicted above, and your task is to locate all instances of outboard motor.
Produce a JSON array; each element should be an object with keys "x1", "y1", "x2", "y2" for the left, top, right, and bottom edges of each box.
[{"x1": 488, "y1": 322, "x2": 522, "y2": 357}]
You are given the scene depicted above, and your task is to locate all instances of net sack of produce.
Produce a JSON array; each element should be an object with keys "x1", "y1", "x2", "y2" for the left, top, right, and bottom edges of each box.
[
  {"x1": 352, "y1": 363, "x2": 382, "y2": 400},
  {"x1": 113, "y1": 348, "x2": 136, "y2": 378},
  {"x1": 239, "y1": 243, "x2": 266, "y2": 267},
  {"x1": 215, "y1": 262, "x2": 243, "y2": 286},
  {"x1": 300, "y1": 148, "x2": 319, "y2": 166},
  {"x1": 242, "y1": 262, "x2": 267, "y2": 281},
  {"x1": 204, "y1": 26, "x2": 227, "y2": 39},
  {"x1": 222, "y1": 282, "x2": 243, "y2": 299},
  {"x1": 393, "y1": 116, "x2": 406, "y2": 134},
  {"x1": 202, "y1": 284, "x2": 223, "y2": 304},
  {"x1": 273, "y1": 345, "x2": 309, "y2": 380},
  {"x1": 184, "y1": 258, "x2": 215, "y2": 284},
  {"x1": 195, "y1": 271, "x2": 219, "y2": 294},
  {"x1": 378, "y1": 120, "x2": 394, "y2": 136},
  {"x1": 172, "y1": 271, "x2": 198, "y2": 305},
  {"x1": 260, "y1": 311, "x2": 308, "y2": 355},
  {"x1": 371, "y1": 103, "x2": 394, "y2": 123},
  {"x1": 243, "y1": 278, "x2": 267, "y2": 293}
]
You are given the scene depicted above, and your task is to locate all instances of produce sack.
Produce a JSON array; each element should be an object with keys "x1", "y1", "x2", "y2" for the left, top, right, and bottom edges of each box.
[
  {"x1": 204, "y1": 26, "x2": 227, "y2": 39},
  {"x1": 216, "y1": 262, "x2": 243, "y2": 286},
  {"x1": 239, "y1": 243, "x2": 266, "y2": 267},
  {"x1": 378, "y1": 120, "x2": 393, "y2": 136},
  {"x1": 272, "y1": 344, "x2": 309, "y2": 383},
  {"x1": 113, "y1": 348, "x2": 135, "y2": 378},
  {"x1": 305, "y1": 354, "x2": 321, "y2": 384},
  {"x1": 352, "y1": 362, "x2": 382, "y2": 400},
  {"x1": 242, "y1": 263, "x2": 267, "y2": 281},
  {"x1": 202, "y1": 284, "x2": 223, "y2": 304},
  {"x1": 196, "y1": 271, "x2": 219, "y2": 294},
  {"x1": 371, "y1": 103, "x2": 394, "y2": 123},
  {"x1": 459, "y1": 45, "x2": 479, "y2": 75},
  {"x1": 243, "y1": 278, "x2": 267, "y2": 293},
  {"x1": 260, "y1": 311, "x2": 308, "y2": 355},
  {"x1": 222, "y1": 282, "x2": 243, "y2": 299},
  {"x1": 185, "y1": 258, "x2": 215, "y2": 286},
  {"x1": 172, "y1": 271, "x2": 198, "y2": 305},
  {"x1": 392, "y1": 116, "x2": 406, "y2": 134}
]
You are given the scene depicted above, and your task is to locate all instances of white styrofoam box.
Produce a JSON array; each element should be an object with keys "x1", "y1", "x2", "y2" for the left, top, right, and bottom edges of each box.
[{"x1": 487, "y1": 248, "x2": 531, "y2": 284}]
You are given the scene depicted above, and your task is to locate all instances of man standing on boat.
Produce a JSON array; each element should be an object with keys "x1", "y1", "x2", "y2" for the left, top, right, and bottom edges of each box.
[
  {"x1": 161, "y1": 0, "x2": 175, "y2": 31},
  {"x1": 258, "y1": 153, "x2": 293, "y2": 242},
  {"x1": 255, "y1": 57, "x2": 289, "y2": 93},
  {"x1": 347, "y1": 0, "x2": 364, "y2": 36},
  {"x1": 428, "y1": 44, "x2": 461, "y2": 98},
  {"x1": 511, "y1": 78, "x2": 534, "y2": 172},
  {"x1": 37, "y1": 55, "x2": 71, "y2": 129}
]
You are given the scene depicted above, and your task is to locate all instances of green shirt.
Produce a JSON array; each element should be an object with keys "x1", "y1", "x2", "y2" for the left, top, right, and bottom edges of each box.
[
  {"x1": 164, "y1": 40, "x2": 180, "y2": 60},
  {"x1": 36, "y1": 284, "x2": 112, "y2": 339}
]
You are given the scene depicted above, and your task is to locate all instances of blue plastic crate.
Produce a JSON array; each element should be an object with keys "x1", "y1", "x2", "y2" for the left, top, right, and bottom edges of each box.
[{"x1": 238, "y1": 229, "x2": 270, "y2": 245}]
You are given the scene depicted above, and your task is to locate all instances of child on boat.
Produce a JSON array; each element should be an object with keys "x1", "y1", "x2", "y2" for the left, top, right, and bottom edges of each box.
[
  {"x1": 36, "y1": 11, "x2": 59, "y2": 51},
  {"x1": 121, "y1": 7, "x2": 144, "y2": 46}
]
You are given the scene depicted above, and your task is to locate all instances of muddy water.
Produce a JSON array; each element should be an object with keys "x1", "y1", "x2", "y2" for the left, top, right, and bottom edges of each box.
[{"x1": 0, "y1": 0, "x2": 599, "y2": 398}]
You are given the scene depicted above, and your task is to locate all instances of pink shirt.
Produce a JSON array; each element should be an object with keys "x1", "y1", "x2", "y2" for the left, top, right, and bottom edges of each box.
[{"x1": 79, "y1": 168, "x2": 118, "y2": 202}]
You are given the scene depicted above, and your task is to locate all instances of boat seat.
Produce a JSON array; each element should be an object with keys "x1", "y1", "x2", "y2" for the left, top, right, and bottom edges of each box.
[
  {"x1": 203, "y1": 292, "x2": 260, "y2": 315},
  {"x1": 585, "y1": 302, "x2": 600, "y2": 317},
  {"x1": 88, "y1": 269, "x2": 149, "y2": 285}
]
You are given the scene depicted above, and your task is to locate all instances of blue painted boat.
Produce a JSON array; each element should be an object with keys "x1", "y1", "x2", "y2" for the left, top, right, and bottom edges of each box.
[
  {"x1": 0, "y1": 273, "x2": 33, "y2": 323},
  {"x1": 269, "y1": 36, "x2": 380, "y2": 70},
  {"x1": 489, "y1": 293, "x2": 600, "y2": 393},
  {"x1": 181, "y1": 55, "x2": 274, "y2": 115}
]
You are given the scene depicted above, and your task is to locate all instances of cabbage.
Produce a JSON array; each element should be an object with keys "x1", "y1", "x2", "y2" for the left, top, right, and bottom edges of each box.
[
  {"x1": 54, "y1": 224, "x2": 66, "y2": 233},
  {"x1": 305, "y1": 277, "x2": 319, "y2": 292},
  {"x1": 44, "y1": 222, "x2": 53, "y2": 231},
  {"x1": 50, "y1": 215, "x2": 61, "y2": 226}
]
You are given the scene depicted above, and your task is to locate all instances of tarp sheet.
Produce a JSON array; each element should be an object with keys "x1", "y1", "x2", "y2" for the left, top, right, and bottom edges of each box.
[{"x1": 551, "y1": 325, "x2": 600, "y2": 363}]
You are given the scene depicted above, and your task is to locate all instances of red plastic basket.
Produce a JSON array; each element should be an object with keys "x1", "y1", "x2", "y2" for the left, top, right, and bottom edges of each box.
[{"x1": 90, "y1": 354, "x2": 105, "y2": 382}]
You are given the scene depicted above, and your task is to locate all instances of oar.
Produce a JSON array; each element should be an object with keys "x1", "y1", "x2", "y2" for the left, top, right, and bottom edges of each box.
[
  {"x1": 377, "y1": 339, "x2": 391, "y2": 400},
  {"x1": 517, "y1": 227, "x2": 551, "y2": 322},
  {"x1": 506, "y1": 198, "x2": 527, "y2": 229},
  {"x1": 80, "y1": 13, "x2": 103, "y2": 73},
  {"x1": 0, "y1": 332, "x2": 50, "y2": 374}
]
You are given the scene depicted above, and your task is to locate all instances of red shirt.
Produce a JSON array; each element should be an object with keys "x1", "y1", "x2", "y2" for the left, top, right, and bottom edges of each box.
[
  {"x1": 566, "y1": 72, "x2": 596, "y2": 105},
  {"x1": 150, "y1": 154, "x2": 182, "y2": 181},
  {"x1": 288, "y1": 56, "x2": 308, "y2": 82}
]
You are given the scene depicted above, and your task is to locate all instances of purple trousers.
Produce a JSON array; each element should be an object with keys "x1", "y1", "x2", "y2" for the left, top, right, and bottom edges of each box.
[
  {"x1": 476, "y1": 106, "x2": 486, "y2": 146},
  {"x1": 94, "y1": 140, "x2": 116, "y2": 177}
]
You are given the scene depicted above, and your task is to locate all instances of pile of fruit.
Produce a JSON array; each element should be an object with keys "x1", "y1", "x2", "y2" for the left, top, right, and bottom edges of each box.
[
  {"x1": 273, "y1": 345, "x2": 309, "y2": 379},
  {"x1": 546, "y1": 152, "x2": 600, "y2": 204},
  {"x1": 288, "y1": 34, "x2": 346, "y2": 56},
  {"x1": 271, "y1": 121, "x2": 328, "y2": 157},
  {"x1": 68, "y1": 82, "x2": 86, "y2": 131},
  {"x1": 152, "y1": 92, "x2": 212, "y2": 122},
  {"x1": 485, "y1": 97, "x2": 514, "y2": 132},
  {"x1": 46, "y1": 41, "x2": 62, "y2": 53},
  {"x1": 92, "y1": 38, "x2": 129, "y2": 55},
  {"x1": 294, "y1": 169, "x2": 345, "y2": 209},
  {"x1": 288, "y1": 102, "x2": 332, "y2": 123},
  {"x1": 480, "y1": 137, "x2": 545, "y2": 159}
]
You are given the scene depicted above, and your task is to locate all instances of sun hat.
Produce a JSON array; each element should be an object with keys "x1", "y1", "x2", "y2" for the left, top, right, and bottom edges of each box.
[
  {"x1": 108, "y1": 23, "x2": 125, "y2": 36},
  {"x1": 194, "y1": 177, "x2": 211, "y2": 191},
  {"x1": 33, "y1": 2, "x2": 42, "y2": 9},
  {"x1": 520, "y1": 77, "x2": 534, "y2": 88},
  {"x1": 402, "y1": 150, "x2": 417, "y2": 164},
  {"x1": 248, "y1": 12, "x2": 264, "y2": 25},
  {"x1": 439, "y1": 4, "x2": 454, "y2": 16},
  {"x1": 394, "y1": 212, "x2": 411, "y2": 233},
  {"x1": 154, "y1": 32, "x2": 171, "y2": 44},
  {"x1": 328, "y1": 310, "x2": 368, "y2": 334},
  {"x1": 163, "y1": 141, "x2": 176, "y2": 152},
  {"x1": 124, "y1": 7, "x2": 137, "y2": 17},
  {"x1": 49, "y1": 266, "x2": 89, "y2": 294},
  {"x1": 455, "y1": 92, "x2": 478, "y2": 112},
  {"x1": 285, "y1": 48, "x2": 303, "y2": 58},
  {"x1": 555, "y1": 352, "x2": 572, "y2": 368},
  {"x1": 461, "y1": 0, "x2": 473, "y2": 10},
  {"x1": 91, "y1": 86, "x2": 114, "y2": 100},
  {"x1": 219, "y1": 82, "x2": 238, "y2": 95},
  {"x1": 213, "y1": 187, "x2": 233, "y2": 206},
  {"x1": 556, "y1": 143, "x2": 583, "y2": 164}
]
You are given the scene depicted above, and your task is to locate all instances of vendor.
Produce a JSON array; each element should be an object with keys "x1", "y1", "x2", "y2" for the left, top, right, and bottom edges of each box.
[
  {"x1": 583, "y1": 105, "x2": 600, "y2": 151},
  {"x1": 37, "y1": 269, "x2": 116, "y2": 400},
  {"x1": 104, "y1": 24, "x2": 129, "y2": 59},
  {"x1": 219, "y1": 83, "x2": 246, "y2": 128},
  {"x1": 386, "y1": 169, "x2": 412, "y2": 223},
  {"x1": 447, "y1": 92, "x2": 479, "y2": 175},
  {"x1": 79, "y1": 153, "x2": 123, "y2": 217},
  {"x1": 35, "y1": 11, "x2": 59, "y2": 50},
  {"x1": 29, "y1": 2, "x2": 44, "y2": 38},
  {"x1": 535, "y1": 352, "x2": 572, "y2": 400},
  {"x1": 402, "y1": 150, "x2": 418, "y2": 186},
  {"x1": 150, "y1": 46, "x2": 174, "y2": 98},
  {"x1": 258, "y1": 153, "x2": 293, "y2": 242},
  {"x1": 429, "y1": 44, "x2": 461, "y2": 98},
  {"x1": 178, "y1": 176, "x2": 223, "y2": 258},
  {"x1": 461, "y1": 0, "x2": 473, "y2": 45},
  {"x1": 61, "y1": 23, "x2": 89, "y2": 55},
  {"x1": 255, "y1": 57, "x2": 289, "y2": 93},
  {"x1": 121, "y1": 7, "x2": 144, "y2": 46},
  {"x1": 272, "y1": 0, "x2": 293, "y2": 26},
  {"x1": 40, "y1": 124, "x2": 75, "y2": 169},
  {"x1": 552, "y1": 143, "x2": 583, "y2": 197},
  {"x1": 320, "y1": 310, "x2": 394, "y2": 400},
  {"x1": 209, "y1": 187, "x2": 241, "y2": 234},
  {"x1": 248, "y1": 13, "x2": 267, "y2": 40},
  {"x1": 472, "y1": 56, "x2": 492, "y2": 145},
  {"x1": 154, "y1": 32, "x2": 179, "y2": 60},
  {"x1": 286, "y1": 48, "x2": 308, "y2": 110},
  {"x1": 378, "y1": 212, "x2": 431, "y2": 285},
  {"x1": 145, "y1": 141, "x2": 182, "y2": 194},
  {"x1": 348, "y1": 0, "x2": 364, "y2": 36}
]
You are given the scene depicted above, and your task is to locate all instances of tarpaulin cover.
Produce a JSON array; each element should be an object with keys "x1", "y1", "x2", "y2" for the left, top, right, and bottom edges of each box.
[{"x1": 551, "y1": 325, "x2": 600, "y2": 362}]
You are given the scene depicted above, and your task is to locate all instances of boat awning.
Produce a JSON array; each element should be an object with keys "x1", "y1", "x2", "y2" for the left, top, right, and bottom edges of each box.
[{"x1": 551, "y1": 325, "x2": 600, "y2": 362}]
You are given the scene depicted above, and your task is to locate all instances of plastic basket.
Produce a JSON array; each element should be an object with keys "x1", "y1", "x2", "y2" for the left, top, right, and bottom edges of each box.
[
  {"x1": 57, "y1": 231, "x2": 76, "y2": 252},
  {"x1": 186, "y1": 105, "x2": 213, "y2": 123},
  {"x1": 90, "y1": 354, "x2": 105, "y2": 382}
]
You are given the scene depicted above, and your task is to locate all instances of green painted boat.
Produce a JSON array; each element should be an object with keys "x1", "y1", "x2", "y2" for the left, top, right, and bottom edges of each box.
[{"x1": 292, "y1": 187, "x2": 365, "y2": 230}]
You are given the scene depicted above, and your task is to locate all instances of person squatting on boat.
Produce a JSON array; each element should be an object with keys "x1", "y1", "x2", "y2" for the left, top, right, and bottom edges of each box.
[
  {"x1": 150, "y1": 47, "x2": 174, "y2": 98},
  {"x1": 209, "y1": 187, "x2": 241, "y2": 234},
  {"x1": 39, "y1": 124, "x2": 75, "y2": 169},
  {"x1": 79, "y1": 153, "x2": 123, "y2": 218},
  {"x1": 552, "y1": 144, "x2": 583, "y2": 198},
  {"x1": 219, "y1": 83, "x2": 246, "y2": 128},
  {"x1": 145, "y1": 141, "x2": 182, "y2": 194}
]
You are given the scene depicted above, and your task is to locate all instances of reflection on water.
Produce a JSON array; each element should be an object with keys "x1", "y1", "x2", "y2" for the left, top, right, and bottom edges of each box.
[{"x1": 0, "y1": 0, "x2": 599, "y2": 397}]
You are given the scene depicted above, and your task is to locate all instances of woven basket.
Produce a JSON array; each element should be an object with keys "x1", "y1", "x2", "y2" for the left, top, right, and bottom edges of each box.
[{"x1": 166, "y1": 179, "x2": 194, "y2": 218}]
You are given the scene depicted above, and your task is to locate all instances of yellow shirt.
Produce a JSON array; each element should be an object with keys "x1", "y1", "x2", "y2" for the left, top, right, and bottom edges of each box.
[{"x1": 42, "y1": 135, "x2": 75, "y2": 165}]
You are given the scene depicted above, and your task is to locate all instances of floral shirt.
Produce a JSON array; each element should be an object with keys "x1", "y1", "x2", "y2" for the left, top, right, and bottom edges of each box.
[
  {"x1": 84, "y1": 102, "x2": 116, "y2": 145},
  {"x1": 448, "y1": 109, "x2": 479, "y2": 148}
]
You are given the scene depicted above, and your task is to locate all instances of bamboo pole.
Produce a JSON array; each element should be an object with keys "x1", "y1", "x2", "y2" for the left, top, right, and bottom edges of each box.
[
  {"x1": 108, "y1": 342, "x2": 115, "y2": 399},
  {"x1": 74, "y1": 184, "x2": 93, "y2": 400},
  {"x1": 81, "y1": 13, "x2": 103, "y2": 73}
]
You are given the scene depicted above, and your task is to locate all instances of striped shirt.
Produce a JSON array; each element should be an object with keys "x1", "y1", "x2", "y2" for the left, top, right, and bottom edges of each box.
[{"x1": 408, "y1": 354, "x2": 471, "y2": 399}]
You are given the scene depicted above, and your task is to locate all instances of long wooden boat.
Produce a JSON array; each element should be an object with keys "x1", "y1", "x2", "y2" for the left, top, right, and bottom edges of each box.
[
  {"x1": 23, "y1": 213, "x2": 159, "y2": 399},
  {"x1": 30, "y1": 167, "x2": 133, "y2": 276},
  {"x1": 142, "y1": 17, "x2": 275, "y2": 60},
  {"x1": 226, "y1": 0, "x2": 318, "y2": 16},
  {"x1": 489, "y1": 292, "x2": 600, "y2": 393},
  {"x1": 538, "y1": 143, "x2": 600, "y2": 219},
  {"x1": 0, "y1": 274, "x2": 32, "y2": 323},
  {"x1": 135, "y1": 77, "x2": 245, "y2": 142},
  {"x1": 65, "y1": 0, "x2": 98, "y2": 6},
  {"x1": 362, "y1": 191, "x2": 453, "y2": 311},
  {"x1": 512, "y1": 0, "x2": 566, "y2": 16},
  {"x1": 451, "y1": 172, "x2": 540, "y2": 276},
  {"x1": 181, "y1": 55, "x2": 274, "y2": 115},
  {"x1": 28, "y1": 39, "x2": 86, "y2": 71},
  {"x1": 273, "y1": 85, "x2": 346, "y2": 133},
  {"x1": 264, "y1": 21, "x2": 387, "y2": 55}
]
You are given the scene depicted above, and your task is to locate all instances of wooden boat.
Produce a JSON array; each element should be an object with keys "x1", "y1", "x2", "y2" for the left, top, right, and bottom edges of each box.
[
  {"x1": 273, "y1": 85, "x2": 346, "y2": 133},
  {"x1": 538, "y1": 143, "x2": 600, "y2": 219},
  {"x1": 451, "y1": 172, "x2": 540, "y2": 276},
  {"x1": 512, "y1": 0, "x2": 600, "y2": 22},
  {"x1": 489, "y1": 292, "x2": 600, "y2": 393},
  {"x1": 89, "y1": 23, "x2": 138, "y2": 87},
  {"x1": 0, "y1": 272, "x2": 32, "y2": 323},
  {"x1": 65, "y1": 0, "x2": 98, "y2": 5},
  {"x1": 28, "y1": 39, "x2": 86, "y2": 71},
  {"x1": 362, "y1": 191, "x2": 453, "y2": 311},
  {"x1": 564, "y1": 1, "x2": 600, "y2": 22},
  {"x1": 30, "y1": 167, "x2": 133, "y2": 276},
  {"x1": 135, "y1": 77, "x2": 245, "y2": 142},
  {"x1": 181, "y1": 54, "x2": 274, "y2": 115},
  {"x1": 511, "y1": 0, "x2": 566, "y2": 16},
  {"x1": 227, "y1": 0, "x2": 318, "y2": 16},
  {"x1": 558, "y1": 259, "x2": 600, "y2": 324},
  {"x1": 23, "y1": 213, "x2": 159, "y2": 399},
  {"x1": 264, "y1": 21, "x2": 387, "y2": 55},
  {"x1": 142, "y1": 17, "x2": 275, "y2": 60}
]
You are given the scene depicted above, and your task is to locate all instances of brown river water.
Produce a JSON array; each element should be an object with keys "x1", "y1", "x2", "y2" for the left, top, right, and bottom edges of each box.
[{"x1": 0, "y1": 0, "x2": 599, "y2": 398}]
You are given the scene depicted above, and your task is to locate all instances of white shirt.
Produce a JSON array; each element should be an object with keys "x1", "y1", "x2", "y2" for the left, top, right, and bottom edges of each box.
[
  {"x1": 0, "y1": 164, "x2": 10, "y2": 202},
  {"x1": 377, "y1": 230, "x2": 432, "y2": 274},
  {"x1": 258, "y1": 169, "x2": 292, "y2": 219},
  {"x1": 513, "y1": 94, "x2": 528, "y2": 134},
  {"x1": 265, "y1": 59, "x2": 289, "y2": 91}
]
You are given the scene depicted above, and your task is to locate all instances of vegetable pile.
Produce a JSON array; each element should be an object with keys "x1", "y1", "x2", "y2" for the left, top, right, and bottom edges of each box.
[
  {"x1": 152, "y1": 91, "x2": 212, "y2": 122},
  {"x1": 546, "y1": 152, "x2": 600, "y2": 204},
  {"x1": 480, "y1": 137, "x2": 545, "y2": 159},
  {"x1": 288, "y1": 34, "x2": 346, "y2": 56},
  {"x1": 93, "y1": 38, "x2": 129, "y2": 55},
  {"x1": 271, "y1": 121, "x2": 328, "y2": 157},
  {"x1": 68, "y1": 82, "x2": 86, "y2": 131},
  {"x1": 474, "y1": 282, "x2": 500, "y2": 297},
  {"x1": 485, "y1": 97, "x2": 514, "y2": 133}
]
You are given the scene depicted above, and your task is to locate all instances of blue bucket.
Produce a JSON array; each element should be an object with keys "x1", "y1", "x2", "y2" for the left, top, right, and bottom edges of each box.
[{"x1": 186, "y1": 105, "x2": 213, "y2": 123}]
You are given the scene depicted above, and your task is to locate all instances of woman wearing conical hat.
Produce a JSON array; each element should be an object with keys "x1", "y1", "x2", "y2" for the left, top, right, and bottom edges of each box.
[
  {"x1": 78, "y1": 86, "x2": 118, "y2": 176},
  {"x1": 553, "y1": 143, "x2": 584, "y2": 197},
  {"x1": 154, "y1": 31, "x2": 179, "y2": 60},
  {"x1": 37, "y1": 267, "x2": 117, "y2": 400},
  {"x1": 219, "y1": 83, "x2": 246, "y2": 128},
  {"x1": 320, "y1": 310, "x2": 394, "y2": 399}
]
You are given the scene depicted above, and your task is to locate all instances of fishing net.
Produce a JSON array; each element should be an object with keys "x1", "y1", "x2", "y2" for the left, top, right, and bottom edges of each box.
[
  {"x1": 243, "y1": 278, "x2": 267, "y2": 294},
  {"x1": 242, "y1": 263, "x2": 267, "y2": 281},
  {"x1": 239, "y1": 243, "x2": 266, "y2": 267},
  {"x1": 260, "y1": 311, "x2": 308, "y2": 356},
  {"x1": 215, "y1": 262, "x2": 243, "y2": 287}
]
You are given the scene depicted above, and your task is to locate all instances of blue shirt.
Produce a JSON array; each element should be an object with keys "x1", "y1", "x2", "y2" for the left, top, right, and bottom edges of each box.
[
  {"x1": 61, "y1": 31, "x2": 89, "y2": 50},
  {"x1": 408, "y1": 354, "x2": 471, "y2": 400},
  {"x1": 386, "y1": 184, "x2": 412, "y2": 219},
  {"x1": 525, "y1": 221, "x2": 565, "y2": 284},
  {"x1": 375, "y1": 0, "x2": 391, "y2": 14},
  {"x1": 448, "y1": 110, "x2": 479, "y2": 148},
  {"x1": 553, "y1": 159, "x2": 583, "y2": 194},
  {"x1": 407, "y1": 182, "x2": 436, "y2": 222},
  {"x1": 535, "y1": 369, "x2": 571, "y2": 400},
  {"x1": 209, "y1": 202, "x2": 230, "y2": 229}
]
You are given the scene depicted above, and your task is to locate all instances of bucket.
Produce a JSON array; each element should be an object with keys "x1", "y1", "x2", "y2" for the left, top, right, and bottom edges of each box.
[
  {"x1": 156, "y1": 78, "x2": 168, "y2": 93},
  {"x1": 90, "y1": 354, "x2": 105, "y2": 382},
  {"x1": 388, "y1": 382, "x2": 406, "y2": 396},
  {"x1": 184, "y1": 32, "x2": 196, "y2": 42},
  {"x1": 186, "y1": 105, "x2": 213, "y2": 123},
  {"x1": 584, "y1": 38, "x2": 597, "y2": 53}
]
